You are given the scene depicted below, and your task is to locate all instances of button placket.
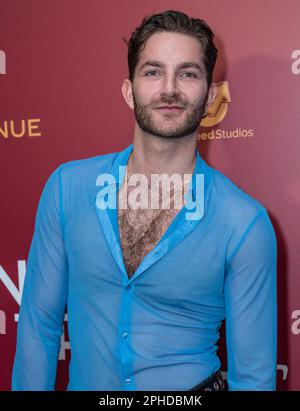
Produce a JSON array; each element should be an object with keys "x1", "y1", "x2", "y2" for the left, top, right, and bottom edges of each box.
[{"x1": 119, "y1": 282, "x2": 134, "y2": 389}]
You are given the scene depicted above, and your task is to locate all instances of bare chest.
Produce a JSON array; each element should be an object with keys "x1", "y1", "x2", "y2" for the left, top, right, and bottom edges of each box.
[{"x1": 118, "y1": 203, "x2": 181, "y2": 279}]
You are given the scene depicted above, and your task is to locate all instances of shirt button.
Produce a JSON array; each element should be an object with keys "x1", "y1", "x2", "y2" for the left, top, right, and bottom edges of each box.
[
  {"x1": 122, "y1": 332, "x2": 128, "y2": 339},
  {"x1": 124, "y1": 378, "x2": 131, "y2": 384},
  {"x1": 125, "y1": 284, "x2": 132, "y2": 290}
]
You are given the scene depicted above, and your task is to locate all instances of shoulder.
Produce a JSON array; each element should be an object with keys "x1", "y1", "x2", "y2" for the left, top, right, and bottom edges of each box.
[
  {"x1": 208, "y1": 166, "x2": 266, "y2": 224},
  {"x1": 40, "y1": 150, "x2": 120, "y2": 201},
  {"x1": 57, "y1": 150, "x2": 118, "y2": 179},
  {"x1": 206, "y1": 165, "x2": 275, "y2": 260}
]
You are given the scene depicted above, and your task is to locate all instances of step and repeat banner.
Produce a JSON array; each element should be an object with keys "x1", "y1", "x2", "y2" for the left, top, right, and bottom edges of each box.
[{"x1": 0, "y1": 0, "x2": 299, "y2": 391}]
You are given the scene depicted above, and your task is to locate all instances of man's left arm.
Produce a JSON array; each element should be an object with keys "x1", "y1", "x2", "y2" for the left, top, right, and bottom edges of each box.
[{"x1": 224, "y1": 208, "x2": 277, "y2": 391}]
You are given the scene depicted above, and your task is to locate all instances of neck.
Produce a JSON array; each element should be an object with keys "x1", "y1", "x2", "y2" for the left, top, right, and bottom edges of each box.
[{"x1": 129, "y1": 126, "x2": 198, "y2": 179}]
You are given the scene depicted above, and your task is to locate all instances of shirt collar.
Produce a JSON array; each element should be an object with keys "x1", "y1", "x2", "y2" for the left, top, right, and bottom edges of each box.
[{"x1": 109, "y1": 142, "x2": 212, "y2": 194}]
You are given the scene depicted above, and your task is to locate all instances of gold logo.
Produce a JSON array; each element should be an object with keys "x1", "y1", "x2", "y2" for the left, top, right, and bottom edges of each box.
[{"x1": 200, "y1": 81, "x2": 231, "y2": 127}]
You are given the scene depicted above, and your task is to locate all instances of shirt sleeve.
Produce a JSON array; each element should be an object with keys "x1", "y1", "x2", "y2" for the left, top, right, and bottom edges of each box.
[
  {"x1": 12, "y1": 166, "x2": 68, "y2": 390},
  {"x1": 224, "y1": 208, "x2": 277, "y2": 391}
]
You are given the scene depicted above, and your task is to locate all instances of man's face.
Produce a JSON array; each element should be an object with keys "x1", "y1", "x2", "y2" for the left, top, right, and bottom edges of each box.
[{"x1": 130, "y1": 32, "x2": 210, "y2": 139}]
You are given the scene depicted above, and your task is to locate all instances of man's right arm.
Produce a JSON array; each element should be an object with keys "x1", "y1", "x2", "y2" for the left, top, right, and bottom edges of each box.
[{"x1": 12, "y1": 166, "x2": 68, "y2": 390}]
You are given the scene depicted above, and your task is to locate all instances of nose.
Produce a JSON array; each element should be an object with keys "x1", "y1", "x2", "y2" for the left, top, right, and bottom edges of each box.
[{"x1": 160, "y1": 73, "x2": 179, "y2": 97}]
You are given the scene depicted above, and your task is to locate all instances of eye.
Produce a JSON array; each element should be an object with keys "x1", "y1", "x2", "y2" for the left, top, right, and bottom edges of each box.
[
  {"x1": 145, "y1": 70, "x2": 160, "y2": 77},
  {"x1": 181, "y1": 72, "x2": 197, "y2": 78}
]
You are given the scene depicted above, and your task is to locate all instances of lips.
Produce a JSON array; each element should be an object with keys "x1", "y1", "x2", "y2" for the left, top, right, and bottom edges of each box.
[
  {"x1": 157, "y1": 106, "x2": 183, "y2": 109},
  {"x1": 156, "y1": 106, "x2": 184, "y2": 114}
]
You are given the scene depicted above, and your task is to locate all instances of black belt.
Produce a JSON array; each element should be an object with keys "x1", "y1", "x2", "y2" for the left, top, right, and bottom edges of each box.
[{"x1": 188, "y1": 370, "x2": 225, "y2": 391}]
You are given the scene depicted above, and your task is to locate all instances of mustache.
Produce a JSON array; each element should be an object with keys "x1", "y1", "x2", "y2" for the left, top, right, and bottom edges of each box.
[{"x1": 152, "y1": 98, "x2": 187, "y2": 109}]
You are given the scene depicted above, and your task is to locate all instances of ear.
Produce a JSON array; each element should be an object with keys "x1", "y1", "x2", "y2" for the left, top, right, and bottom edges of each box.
[
  {"x1": 121, "y1": 79, "x2": 134, "y2": 110},
  {"x1": 205, "y1": 82, "x2": 218, "y2": 111}
]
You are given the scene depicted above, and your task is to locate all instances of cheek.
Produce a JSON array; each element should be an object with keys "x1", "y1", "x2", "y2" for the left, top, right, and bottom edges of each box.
[
  {"x1": 134, "y1": 79, "x2": 164, "y2": 98},
  {"x1": 187, "y1": 88, "x2": 208, "y2": 107},
  {"x1": 178, "y1": 81, "x2": 207, "y2": 100},
  {"x1": 134, "y1": 89, "x2": 160, "y2": 106}
]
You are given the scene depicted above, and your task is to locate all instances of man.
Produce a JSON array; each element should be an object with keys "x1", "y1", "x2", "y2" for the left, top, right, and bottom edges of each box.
[{"x1": 12, "y1": 10, "x2": 277, "y2": 391}]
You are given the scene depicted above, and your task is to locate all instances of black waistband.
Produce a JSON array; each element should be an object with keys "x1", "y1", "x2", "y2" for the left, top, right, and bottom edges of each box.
[{"x1": 188, "y1": 370, "x2": 225, "y2": 391}]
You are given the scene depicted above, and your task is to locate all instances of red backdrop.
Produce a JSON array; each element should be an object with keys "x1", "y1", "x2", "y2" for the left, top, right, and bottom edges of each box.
[{"x1": 0, "y1": 0, "x2": 299, "y2": 390}]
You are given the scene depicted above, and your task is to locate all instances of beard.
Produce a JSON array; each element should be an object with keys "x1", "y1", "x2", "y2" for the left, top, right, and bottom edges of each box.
[{"x1": 132, "y1": 90, "x2": 208, "y2": 139}]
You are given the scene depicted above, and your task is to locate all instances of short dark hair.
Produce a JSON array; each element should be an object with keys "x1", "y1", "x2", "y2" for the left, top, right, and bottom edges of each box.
[{"x1": 123, "y1": 10, "x2": 218, "y2": 87}]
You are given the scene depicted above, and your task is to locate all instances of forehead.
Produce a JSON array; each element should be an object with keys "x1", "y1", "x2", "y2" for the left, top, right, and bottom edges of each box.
[{"x1": 137, "y1": 31, "x2": 204, "y2": 68}]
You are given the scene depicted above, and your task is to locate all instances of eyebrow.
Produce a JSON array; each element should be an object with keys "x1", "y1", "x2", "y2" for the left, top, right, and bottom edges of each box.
[{"x1": 138, "y1": 60, "x2": 204, "y2": 73}]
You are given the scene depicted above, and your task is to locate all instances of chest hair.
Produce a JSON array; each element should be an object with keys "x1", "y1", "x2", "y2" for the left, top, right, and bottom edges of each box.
[{"x1": 118, "y1": 193, "x2": 182, "y2": 279}]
